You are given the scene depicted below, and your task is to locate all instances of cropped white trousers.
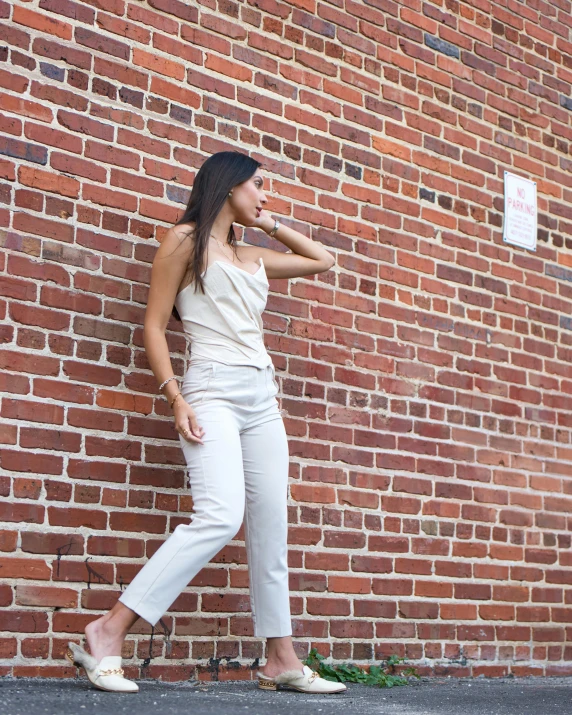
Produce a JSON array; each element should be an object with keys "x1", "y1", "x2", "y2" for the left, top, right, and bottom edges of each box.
[{"x1": 118, "y1": 360, "x2": 292, "y2": 637}]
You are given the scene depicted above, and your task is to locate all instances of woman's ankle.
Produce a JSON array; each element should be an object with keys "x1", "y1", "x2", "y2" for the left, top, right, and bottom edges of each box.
[
  {"x1": 85, "y1": 614, "x2": 127, "y2": 649},
  {"x1": 92, "y1": 605, "x2": 134, "y2": 639},
  {"x1": 265, "y1": 651, "x2": 303, "y2": 668}
]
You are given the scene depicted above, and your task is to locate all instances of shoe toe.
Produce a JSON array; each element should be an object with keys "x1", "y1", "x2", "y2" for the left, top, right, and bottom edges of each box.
[
  {"x1": 96, "y1": 656, "x2": 138, "y2": 693},
  {"x1": 302, "y1": 666, "x2": 346, "y2": 693},
  {"x1": 102, "y1": 676, "x2": 139, "y2": 693}
]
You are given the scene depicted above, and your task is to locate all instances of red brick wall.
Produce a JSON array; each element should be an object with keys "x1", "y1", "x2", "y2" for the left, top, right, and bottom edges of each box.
[{"x1": 1, "y1": 0, "x2": 572, "y2": 681}]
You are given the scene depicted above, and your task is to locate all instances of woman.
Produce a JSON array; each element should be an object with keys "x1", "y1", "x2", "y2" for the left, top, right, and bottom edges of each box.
[{"x1": 66, "y1": 151, "x2": 346, "y2": 695}]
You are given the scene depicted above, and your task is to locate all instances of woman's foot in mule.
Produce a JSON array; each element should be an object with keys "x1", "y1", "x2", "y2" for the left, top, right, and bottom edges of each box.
[
  {"x1": 257, "y1": 665, "x2": 347, "y2": 694},
  {"x1": 84, "y1": 614, "x2": 125, "y2": 663},
  {"x1": 66, "y1": 641, "x2": 138, "y2": 693},
  {"x1": 68, "y1": 603, "x2": 140, "y2": 692},
  {"x1": 257, "y1": 635, "x2": 347, "y2": 694}
]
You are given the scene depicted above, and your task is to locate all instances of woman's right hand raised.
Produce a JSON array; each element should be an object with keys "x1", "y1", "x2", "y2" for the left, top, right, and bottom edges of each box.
[{"x1": 173, "y1": 396, "x2": 205, "y2": 445}]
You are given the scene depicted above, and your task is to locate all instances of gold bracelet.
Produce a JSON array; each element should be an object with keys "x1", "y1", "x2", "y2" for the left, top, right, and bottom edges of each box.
[{"x1": 170, "y1": 392, "x2": 183, "y2": 408}]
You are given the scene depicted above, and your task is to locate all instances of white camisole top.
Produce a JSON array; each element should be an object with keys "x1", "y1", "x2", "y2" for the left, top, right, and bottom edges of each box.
[{"x1": 174, "y1": 256, "x2": 273, "y2": 369}]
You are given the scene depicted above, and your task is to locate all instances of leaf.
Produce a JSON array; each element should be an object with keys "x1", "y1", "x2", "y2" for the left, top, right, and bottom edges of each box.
[{"x1": 301, "y1": 651, "x2": 419, "y2": 689}]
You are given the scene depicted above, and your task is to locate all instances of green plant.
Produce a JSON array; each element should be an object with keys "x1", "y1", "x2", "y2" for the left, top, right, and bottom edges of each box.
[{"x1": 303, "y1": 648, "x2": 420, "y2": 688}]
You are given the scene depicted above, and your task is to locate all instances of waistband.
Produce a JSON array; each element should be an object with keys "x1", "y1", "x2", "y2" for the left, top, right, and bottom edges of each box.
[{"x1": 188, "y1": 358, "x2": 273, "y2": 372}]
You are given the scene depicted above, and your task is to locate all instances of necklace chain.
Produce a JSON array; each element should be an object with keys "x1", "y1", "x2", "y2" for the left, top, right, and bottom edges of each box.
[{"x1": 210, "y1": 234, "x2": 235, "y2": 261}]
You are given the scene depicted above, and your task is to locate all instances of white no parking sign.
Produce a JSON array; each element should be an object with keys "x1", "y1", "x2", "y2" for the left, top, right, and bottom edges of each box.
[{"x1": 503, "y1": 171, "x2": 537, "y2": 251}]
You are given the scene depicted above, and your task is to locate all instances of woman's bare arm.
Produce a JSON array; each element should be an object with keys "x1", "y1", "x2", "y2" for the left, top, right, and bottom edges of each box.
[
  {"x1": 251, "y1": 211, "x2": 335, "y2": 279},
  {"x1": 143, "y1": 226, "x2": 192, "y2": 404}
]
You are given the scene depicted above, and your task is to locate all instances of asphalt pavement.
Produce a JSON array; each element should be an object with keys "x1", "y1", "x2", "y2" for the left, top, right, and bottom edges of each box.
[{"x1": 0, "y1": 675, "x2": 571, "y2": 715}]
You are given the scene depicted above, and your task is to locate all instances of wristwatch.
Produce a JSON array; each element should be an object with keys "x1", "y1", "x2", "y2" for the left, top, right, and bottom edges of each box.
[{"x1": 269, "y1": 218, "x2": 280, "y2": 237}]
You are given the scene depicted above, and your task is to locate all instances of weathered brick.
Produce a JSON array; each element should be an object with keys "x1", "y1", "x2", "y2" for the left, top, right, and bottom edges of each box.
[
  {"x1": 0, "y1": 611, "x2": 49, "y2": 633},
  {"x1": 16, "y1": 585, "x2": 77, "y2": 607},
  {"x1": 0, "y1": 557, "x2": 51, "y2": 580}
]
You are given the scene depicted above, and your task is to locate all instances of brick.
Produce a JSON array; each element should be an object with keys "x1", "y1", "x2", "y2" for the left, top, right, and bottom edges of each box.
[
  {"x1": 0, "y1": 611, "x2": 49, "y2": 633},
  {"x1": 55, "y1": 560, "x2": 113, "y2": 585},
  {"x1": 399, "y1": 601, "x2": 439, "y2": 619},
  {"x1": 21, "y1": 531, "x2": 84, "y2": 555},
  {"x1": 109, "y1": 512, "x2": 166, "y2": 534},
  {"x1": 16, "y1": 585, "x2": 77, "y2": 607},
  {"x1": 21, "y1": 637, "x2": 50, "y2": 658},
  {"x1": 457, "y1": 624, "x2": 494, "y2": 641},
  {"x1": 351, "y1": 555, "x2": 392, "y2": 574},
  {"x1": 0, "y1": 531, "x2": 18, "y2": 552},
  {"x1": 0, "y1": 637, "x2": 17, "y2": 657},
  {"x1": 369, "y1": 535, "x2": 409, "y2": 553},
  {"x1": 48, "y1": 507, "x2": 107, "y2": 530},
  {"x1": 52, "y1": 612, "x2": 97, "y2": 633},
  {"x1": 80, "y1": 588, "x2": 122, "y2": 610},
  {"x1": 328, "y1": 576, "x2": 371, "y2": 594},
  {"x1": 0, "y1": 584, "x2": 13, "y2": 607},
  {"x1": 330, "y1": 619, "x2": 374, "y2": 638},
  {"x1": 323, "y1": 530, "x2": 365, "y2": 549},
  {"x1": 87, "y1": 536, "x2": 144, "y2": 558},
  {"x1": 0, "y1": 502, "x2": 44, "y2": 524},
  {"x1": 0, "y1": 557, "x2": 52, "y2": 581}
]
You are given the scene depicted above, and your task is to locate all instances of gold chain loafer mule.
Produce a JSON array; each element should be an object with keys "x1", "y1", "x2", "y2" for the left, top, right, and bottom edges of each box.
[
  {"x1": 65, "y1": 641, "x2": 139, "y2": 693},
  {"x1": 257, "y1": 665, "x2": 347, "y2": 694}
]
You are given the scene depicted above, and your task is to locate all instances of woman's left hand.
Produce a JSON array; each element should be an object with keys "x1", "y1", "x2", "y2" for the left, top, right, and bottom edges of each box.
[{"x1": 250, "y1": 209, "x2": 275, "y2": 233}]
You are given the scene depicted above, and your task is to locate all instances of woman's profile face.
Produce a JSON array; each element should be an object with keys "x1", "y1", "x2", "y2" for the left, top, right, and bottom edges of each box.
[{"x1": 228, "y1": 172, "x2": 267, "y2": 226}]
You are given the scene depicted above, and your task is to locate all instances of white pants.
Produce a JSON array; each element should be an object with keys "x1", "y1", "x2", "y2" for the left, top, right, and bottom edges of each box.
[{"x1": 118, "y1": 360, "x2": 292, "y2": 637}]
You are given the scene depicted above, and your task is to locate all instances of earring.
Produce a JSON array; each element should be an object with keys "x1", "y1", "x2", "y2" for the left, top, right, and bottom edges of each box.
[{"x1": 228, "y1": 191, "x2": 233, "y2": 196}]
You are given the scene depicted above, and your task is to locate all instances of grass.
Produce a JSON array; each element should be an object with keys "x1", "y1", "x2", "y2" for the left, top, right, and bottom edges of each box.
[{"x1": 303, "y1": 648, "x2": 420, "y2": 688}]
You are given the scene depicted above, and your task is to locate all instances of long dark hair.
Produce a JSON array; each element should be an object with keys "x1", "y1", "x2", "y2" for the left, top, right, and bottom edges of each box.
[{"x1": 170, "y1": 150, "x2": 262, "y2": 321}]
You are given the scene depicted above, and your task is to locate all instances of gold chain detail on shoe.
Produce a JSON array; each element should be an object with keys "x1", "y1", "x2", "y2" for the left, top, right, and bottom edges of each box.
[
  {"x1": 308, "y1": 670, "x2": 319, "y2": 682},
  {"x1": 98, "y1": 667, "x2": 124, "y2": 677}
]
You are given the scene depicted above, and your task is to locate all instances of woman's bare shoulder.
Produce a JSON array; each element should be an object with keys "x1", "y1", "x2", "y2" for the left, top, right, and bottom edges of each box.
[
  {"x1": 171, "y1": 221, "x2": 196, "y2": 243},
  {"x1": 158, "y1": 222, "x2": 196, "y2": 257}
]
